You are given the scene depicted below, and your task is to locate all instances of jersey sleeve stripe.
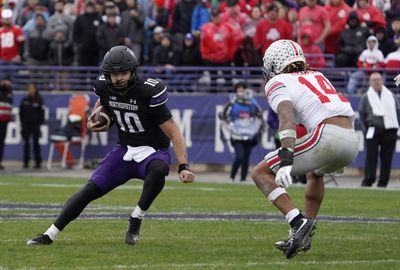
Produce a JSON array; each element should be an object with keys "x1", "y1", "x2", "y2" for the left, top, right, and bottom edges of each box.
[
  {"x1": 152, "y1": 86, "x2": 167, "y2": 98},
  {"x1": 149, "y1": 98, "x2": 168, "y2": 107},
  {"x1": 150, "y1": 87, "x2": 168, "y2": 107},
  {"x1": 266, "y1": 82, "x2": 285, "y2": 97}
]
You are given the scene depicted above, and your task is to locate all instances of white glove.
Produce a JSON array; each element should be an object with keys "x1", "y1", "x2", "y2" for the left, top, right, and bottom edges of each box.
[
  {"x1": 275, "y1": 165, "x2": 293, "y2": 188},
  {"x1": 394, "y1": 74, "x2": 400, "y2": 87}
]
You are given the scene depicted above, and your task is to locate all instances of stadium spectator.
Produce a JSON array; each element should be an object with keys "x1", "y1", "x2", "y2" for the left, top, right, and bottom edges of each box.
[
  {"x1": 120, "y1": 0, "x2": 145, "y2": 61},
  {"x1": 180, "y1": 33, "x2": 201, "y2": 66},
  {"x1": 19, "y1": 83, "x2": 45, "y2": 169},
  {"x1": 146, "y1": 26, "x2": 164, "y2": 65},
  {"x1": 359, "y1": 72, "x2": 400, "y2": 187},
  {"x1": 219, "y1": 0, "x2": 260, "y2": 16},
  {"x1": 336, "y1": 11, "x2": 369, "y2": 67},
  {"x1": 385, "y1": 4, "x2": 400, "y2": 34},
  {"x1": 45, "y1": 0, "x2": 74, "y2": 45},
  {"x1": 391, "y1": 17, "x2": 400, "y2": 47},
  {"x1": 73, "y1": 1, "x2": 102, "y2": 66},
  {"x1": 26, "y1": 45, "x2": 195, "y2": 246},
  {"x1": 253, "y1": 4, "x2": 292, "y2": 57},
  {"x1": 287, "y1": 8, "x2": 299, "y2": 42},
  {"x1": 298, "y1": 0, "x2": 331, "y2": 51},
  {"x1": 353, "y1": 0, "x2": 386, "y2": 31},
  {"x1": 16, "y1": 0, "x2": 40, "y2": 27},
  {"x1": 374, "y1": 26, "x2": 398, "y2": 57},
  {"x1": 347, "y1": 35, "x2": 385, "y2": 94},
  {"x1": 48, "y1": 25, "x2": 74, "y2": 91},
  {"x1": 219, "y1": 82, "x2": 264, "y2": 182},
  {"x1": 48, "y1": 26, "x2": 74, "y2": 66},
  {"x1": 241, "y1": 5, "x2": 263, "y2": 66},
  {"x1": 298, "y1": 29, "x2": 326, "y2": 68},
  {"x1": 171, "y1": 0, "x2": 196, "y2": 49},
  {"x1": 175, "y1": 33, "x2": 202, "y2": 91},
  {"x1": 152, "y1": 34, "x2": 181, "y2": 73},
  {"x1": 220, "y1": 0, "x2": 251, "y2": 67},
  {"x1": 102, "y1": 1, "x2": 121, "y2": 23},
  {"x1": 200, "y1": 7, "x2": 235, "y2": 88},
  {"x1": 0, "y1": 9, "x2": 25, "y2": 65},
  {"x1": 252, "y1": 39, "x2": 358, "y2": 259},
  {"x1": 191, "y1": 0, "x2": 210, "y2": 37},
  {"x1": 96, "y1": 13, "x2": 124, "y2": 60},
  {"x1": 20, "y1": 3, "x2": 50, "y2": 36},
  {"x1": 385, "y1": 47, "x2": 400, "y2": 68},
  {"x1": 24, "y1": 13, "x2": 50, "y2": 66},
  {"x1": 0, "y1": 77, "x2": 12, "y2": 170},
  {"x1": 325, "y1": 0, "x2": 351, "y2": 54}
]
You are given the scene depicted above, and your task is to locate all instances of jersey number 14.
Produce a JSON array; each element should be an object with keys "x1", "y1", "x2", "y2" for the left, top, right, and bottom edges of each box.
[{"x1": 298, "y1": 75, "x2": 348, "y2": 104}]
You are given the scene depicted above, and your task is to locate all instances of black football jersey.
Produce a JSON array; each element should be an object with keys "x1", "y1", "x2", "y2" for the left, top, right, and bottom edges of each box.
[{"x1": 93, "y1": 75, "x2": 172, "y2": 149}]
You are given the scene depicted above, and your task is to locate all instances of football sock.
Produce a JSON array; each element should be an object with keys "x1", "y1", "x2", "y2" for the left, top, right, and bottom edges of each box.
[
  {"x1": 131, "y1": 205, "x2": 145, "y2": 220},
  {"x1": 44, "y1": 224, "x2": 60, "y2": 241},
  {"x1": 289, "y1": 211, "x2": 306, "y2": 228},
  {"x1": 285, "y1": 208, "x2": 300, "y2": 225}
]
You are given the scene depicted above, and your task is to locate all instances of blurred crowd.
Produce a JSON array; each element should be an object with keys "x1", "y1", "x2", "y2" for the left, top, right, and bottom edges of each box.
[{"x1": 0, "y1": 0, "x2": 399, "y2": 72}]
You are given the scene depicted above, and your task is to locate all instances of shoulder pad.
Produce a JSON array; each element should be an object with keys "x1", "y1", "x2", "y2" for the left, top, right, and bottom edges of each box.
[
  {"x1": 139, "y1": 78, "x2": 168, "y2": 107},
  {"x1": 93, "y1": 74, "x2": 111, "y2": 96}
]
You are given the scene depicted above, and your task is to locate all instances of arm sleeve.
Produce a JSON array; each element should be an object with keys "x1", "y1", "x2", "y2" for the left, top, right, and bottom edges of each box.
[{"x1": 265, "y1": 81, "x2": 290, "y2": 113}]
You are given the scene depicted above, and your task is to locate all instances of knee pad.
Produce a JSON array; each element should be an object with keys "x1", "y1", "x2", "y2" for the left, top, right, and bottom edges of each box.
[{"x1": 146, "y1": 159, "x2": 169, "y2": 178}]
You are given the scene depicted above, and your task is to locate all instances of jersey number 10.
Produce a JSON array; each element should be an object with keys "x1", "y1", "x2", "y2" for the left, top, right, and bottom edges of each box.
[{"x1": 298, "y1": 75, "x2": 348, "y2": 104}]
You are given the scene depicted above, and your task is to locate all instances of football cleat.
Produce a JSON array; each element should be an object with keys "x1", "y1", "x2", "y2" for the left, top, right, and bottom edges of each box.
[
  {"x1": 26, "y1": 234, "x2": 53, "y2": 246},
  {"x1": 275, "y1": 222, "x2": 316, "y2": 253},
  {"x1": 284, "y1": 218, "x2": 316, "y2": 259},
  {"x1": 125, "y1": 217, "x2": 142, "y2": 245}
]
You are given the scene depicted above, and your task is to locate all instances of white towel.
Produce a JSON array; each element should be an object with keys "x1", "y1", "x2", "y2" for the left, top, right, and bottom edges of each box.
[
  {"x1": 123, "y1": 146, "x2": 156, "y2": 163},
  {"x1": 367, "y1": 86, "x2": 399, "y2": 129}
]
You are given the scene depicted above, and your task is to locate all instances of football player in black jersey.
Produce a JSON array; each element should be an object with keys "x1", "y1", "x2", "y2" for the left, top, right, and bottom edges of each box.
[{"x1": 27, "y1": 46, "x2": 195, "y2": 246}]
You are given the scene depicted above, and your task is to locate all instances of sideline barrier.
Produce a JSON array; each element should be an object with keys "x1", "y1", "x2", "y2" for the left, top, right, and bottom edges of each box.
[
  {"x1": 1, "y1": 65, "x2": 399, "y2": 94},
  {"x1": 3, "y1": 93, "x2": 400, "y2": 169}
]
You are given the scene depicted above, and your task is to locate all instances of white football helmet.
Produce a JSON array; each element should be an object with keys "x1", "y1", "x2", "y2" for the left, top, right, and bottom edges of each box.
[{"x1": 262, "y1": 39, "x2": 306, "y2": 80}]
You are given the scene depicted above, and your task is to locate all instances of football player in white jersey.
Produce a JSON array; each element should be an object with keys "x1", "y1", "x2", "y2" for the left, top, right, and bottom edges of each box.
[{"x1": 251, "y1": 39, "x2": 359, "y2": 259}]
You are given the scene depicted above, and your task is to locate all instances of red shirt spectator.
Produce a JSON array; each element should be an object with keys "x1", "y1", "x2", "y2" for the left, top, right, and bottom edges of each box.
[
  {"x1": 325, "y1": 0, "x2": 351, "y2": 54},
  {"x1": 385, "y1": 48, "x2": 400, "y2": 68},
  {"x1": 298, "y1": 0, "x2": 331, "y2": 47},
  {"x1": 220, "y1": 0, "x2": 251, "y2": 61},
  {"x1": 200, "y1": 8, "x2": 235, "y2": 63},
  {"x1": 0, "y1": 9, "x2": 24, "y2": 62},
  {"x1": 253, "y1": 4, "x2": 292, "y2": 54},
  {"x1": 220, "y1": 0, "x2": 260, "y2": 16},
  {"x1": 354, "y1": 0, "x2": 386, "y2": 30},
  {"x1": 299, "y1": 29, "x2": 326, "y2": 68}
]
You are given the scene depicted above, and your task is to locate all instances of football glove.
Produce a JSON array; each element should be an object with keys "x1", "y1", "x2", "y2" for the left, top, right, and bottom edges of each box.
[
  {"x1": 275, "y1": 165, "x2": 293, "y2": 188},
  {"x1": 275, "y1": 148, "x2": 294, "y2": 188},
  {"x1": 394, "y1": 74, "x2": 400, "y2": 87}
]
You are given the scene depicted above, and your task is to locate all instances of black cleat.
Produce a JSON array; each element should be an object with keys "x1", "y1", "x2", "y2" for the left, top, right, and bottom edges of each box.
[
  {"x1": 275, "y1": 222, "x2": 316, "y2": 253},
  {"x1": 284, "y1": 218, "x2": 316, "y2": 259},
  {"x1": 26, "y1": 234, "x2": 53, "y2": 246},
  {"x1": 125, "y1": 217, "x2": 142, "y2": 245}
]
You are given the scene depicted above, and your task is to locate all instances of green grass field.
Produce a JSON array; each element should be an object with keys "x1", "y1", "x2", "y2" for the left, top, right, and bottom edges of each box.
[{"x1": 1, "y1": 175, "x2": 400, "y2": 270}]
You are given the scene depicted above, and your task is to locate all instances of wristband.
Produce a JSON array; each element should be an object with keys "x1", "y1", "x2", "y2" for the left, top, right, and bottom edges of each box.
[
  {"x1": 278, "y1": 148, "x2": 294, "y2": 167},
  {"x1": 278, "y1": 129, "x2": 296, "y2": 140},
  {"x1": 178, "y1": 163, "x2": 190, "y2": 173}
]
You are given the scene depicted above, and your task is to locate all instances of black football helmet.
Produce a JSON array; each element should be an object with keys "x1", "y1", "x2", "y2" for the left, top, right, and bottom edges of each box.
[{"x1": 101, "y1": 46, "x2": 140, "y2": 95}]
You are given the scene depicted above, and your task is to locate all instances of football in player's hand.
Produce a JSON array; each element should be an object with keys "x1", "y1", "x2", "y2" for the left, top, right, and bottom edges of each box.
[{"x1": 93, "y1": 106, "x2": 113, "y2": 128}]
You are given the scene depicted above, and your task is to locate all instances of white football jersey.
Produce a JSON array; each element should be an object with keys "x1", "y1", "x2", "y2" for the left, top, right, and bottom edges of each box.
[{"x1": 265, "y1": 71, "x2": 355, "y2": 131}]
